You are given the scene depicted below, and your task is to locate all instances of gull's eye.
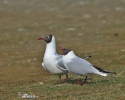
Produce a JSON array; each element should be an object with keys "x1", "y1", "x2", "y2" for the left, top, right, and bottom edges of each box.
[
  {"x1": 64, "y1": 49, "x2": 67, "y2": 52},
  {"x1": 46, "y1": 36, "x2": 49, "y2": 38}
]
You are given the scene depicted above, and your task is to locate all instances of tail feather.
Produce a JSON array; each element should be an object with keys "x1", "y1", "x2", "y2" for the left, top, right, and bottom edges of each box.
[
  {"x1": 84, "y1": 56, "x2": 92, "y2": 60},
  {"x1": 94, "y1": 66, "x2": 116, "y2": 75}
]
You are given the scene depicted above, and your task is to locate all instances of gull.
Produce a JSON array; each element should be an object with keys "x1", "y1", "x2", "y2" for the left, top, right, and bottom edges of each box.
[
  {"x1": 58, "y1": 46, "x2": 116, "y2": 85},
  {"x1": 37, "y1": 34, "x2": 69, "y2": 84}
]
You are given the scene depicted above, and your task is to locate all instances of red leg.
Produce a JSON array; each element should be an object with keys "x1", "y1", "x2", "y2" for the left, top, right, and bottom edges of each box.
[
  {"x1": 65, "y1": 74, "x2": 68, "y2": 83},
  {"x1": 81, "y1": 76, "x2": 87, "y2": 85},
  {"x1": 58, "y1": 76, "x2": 61, "y2": 84},
  {"x1": 78, "y1": 76, "x2": 81, "y2": 85}
]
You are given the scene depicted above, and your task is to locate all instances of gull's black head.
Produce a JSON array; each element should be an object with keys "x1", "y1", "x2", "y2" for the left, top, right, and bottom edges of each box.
[
  {"x1": 59, "y1": 46, "x2": 71, "y2": 55},
  {"x1": 37, "y1": 34, "x2": 52, "y2": 43}
]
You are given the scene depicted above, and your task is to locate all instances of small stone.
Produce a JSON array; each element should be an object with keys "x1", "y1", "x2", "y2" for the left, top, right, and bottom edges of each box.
[
  {"x1": 39, "y1": 82, "x2": 44, "y2": 85},
  {"x1": 102, "y1": 20, "x2": 106, "y2": 23},
  {"x1": 115, "y1": 7, "x2": 123, "y2": 11},
  {"x1": 18, "y1": 28, "x2": 28, "y2": 32},
  {"x1": 78, "y1": 33, "x2": 83, "y2": 36},
  {"x1": 84, "y1": 14, "x2": 91, "y2": 18},
  {"x1": 67, "y1": 28, "x2": 76, "y2": 31},
  {"x1": 121, "y1": 49, "x2": 125, "y2": 52},
  {"x1": 56, "y1": 84, "x2": 62, "y2": 86},
  {"x1": 33, "y1": 58, "x2": 36, "y2": 61},
  {"x1": 27, "y1": 60, "x2": 31, "y2": 62},
  {"x1": 3, "y1": 0, "x2": 9, "y2": 4}
]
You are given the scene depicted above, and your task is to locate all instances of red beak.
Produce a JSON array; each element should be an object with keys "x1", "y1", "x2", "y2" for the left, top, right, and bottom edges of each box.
[
  {"x1": 37, "y1": 37, "x2": 43, "y2": 40},
  {"x1": 58, "y1": 46, "x2": 64, "y2": 51}
]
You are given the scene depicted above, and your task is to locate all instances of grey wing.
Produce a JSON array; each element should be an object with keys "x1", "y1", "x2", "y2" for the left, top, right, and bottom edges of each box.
[
  {"x1": 56, "y1": 59, "x2": 68, "y2": 71},
  {"x1": 66, "y1": 57, "x2": 97, "y2": 75}
]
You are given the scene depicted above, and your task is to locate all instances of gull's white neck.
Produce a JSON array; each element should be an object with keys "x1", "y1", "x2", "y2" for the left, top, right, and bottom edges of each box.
[{"x1": 44, "y1": 36, "x2": 56, "y2": 56}]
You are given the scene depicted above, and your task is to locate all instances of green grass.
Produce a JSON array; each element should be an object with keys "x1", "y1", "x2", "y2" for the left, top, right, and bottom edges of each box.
[
  {"x1": 1, "y1": 50, "x2": 125, "y2": 100},
  {"x1": 2, "y1": 72, "x2": 125, "y2": 100}
]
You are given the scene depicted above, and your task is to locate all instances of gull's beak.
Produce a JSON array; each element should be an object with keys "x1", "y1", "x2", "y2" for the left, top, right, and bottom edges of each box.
[
  {"x1": 37, "y1": 37, "x2": 43, "y2": 40},
  {"x1": 58, "y1": 46, "x2": 64, "y2": 51}
]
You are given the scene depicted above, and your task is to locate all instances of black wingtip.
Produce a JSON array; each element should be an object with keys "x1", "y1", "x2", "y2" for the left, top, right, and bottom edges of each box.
[{"x1": 93, "y1": 66, "x2": 116, "y2": 74}]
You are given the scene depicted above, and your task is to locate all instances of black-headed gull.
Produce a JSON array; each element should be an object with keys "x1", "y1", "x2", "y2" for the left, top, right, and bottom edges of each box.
[
  {"x1": 37, "y1": 34, "x2": 69, "y2": 84},
  {"x1": 58, "y1": 46, "x2": 116, "y2": 85}
]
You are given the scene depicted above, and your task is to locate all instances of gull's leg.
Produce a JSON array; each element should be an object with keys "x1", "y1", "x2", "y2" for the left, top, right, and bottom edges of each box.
[
  {"x1": 58, "y1": 75, "x2": 61, "y2": 84},
  {"x1": 78, "y1": 76, "x2": 81, "y2": 85},
  {"x1": 81, "y1": 76, "x2": 88, "y2": 85},
  {"x1": 65, "y1": 74, "x2": 68, "y2": 83}
]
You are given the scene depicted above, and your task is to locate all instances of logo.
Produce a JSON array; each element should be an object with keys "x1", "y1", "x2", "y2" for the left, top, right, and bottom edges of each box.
[{"x1": 18, "y1": 92, "x2": 38, "y2": 99}]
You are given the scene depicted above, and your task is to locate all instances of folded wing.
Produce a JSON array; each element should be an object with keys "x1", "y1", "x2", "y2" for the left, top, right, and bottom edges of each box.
[
  {"x1": 66, "y1": 57, "x2": 107, "y2": 76},
  {"x1": 56, "y1": 59, "x2": 68, "y2": 72}
]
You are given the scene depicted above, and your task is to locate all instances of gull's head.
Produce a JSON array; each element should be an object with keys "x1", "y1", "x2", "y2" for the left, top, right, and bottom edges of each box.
[
  {"x1": 37, "y1": 34, "x2": 52, "y2": 43},
  {"x1": 59, "y1": 46, "x2": 71, "y2": 55}
]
